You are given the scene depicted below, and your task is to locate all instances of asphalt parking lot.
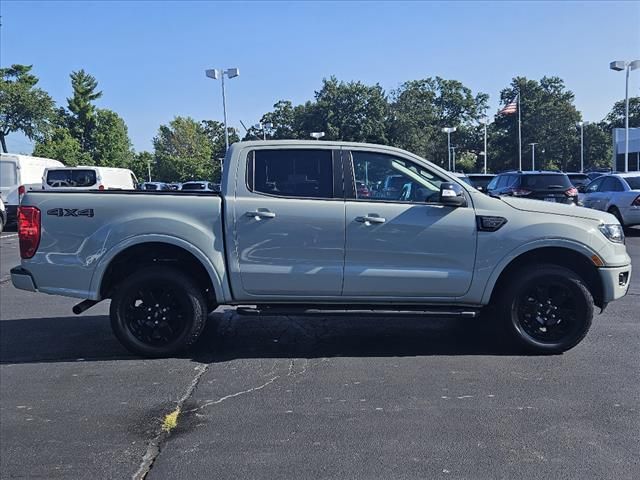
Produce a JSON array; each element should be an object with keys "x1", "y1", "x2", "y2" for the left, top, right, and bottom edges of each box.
[{"x1": 1, "y1": 227, "x2": 639, "y2": 479}]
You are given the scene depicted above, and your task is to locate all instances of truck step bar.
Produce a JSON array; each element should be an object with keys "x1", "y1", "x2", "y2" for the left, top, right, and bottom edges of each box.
[{"x1": 235, "y1": 305, "x2": 481, "y2": 318}]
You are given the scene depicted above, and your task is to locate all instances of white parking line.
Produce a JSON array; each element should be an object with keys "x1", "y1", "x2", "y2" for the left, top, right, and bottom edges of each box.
[{"x1": 1, "y1": 234, "x2": 18, "y2": 239}]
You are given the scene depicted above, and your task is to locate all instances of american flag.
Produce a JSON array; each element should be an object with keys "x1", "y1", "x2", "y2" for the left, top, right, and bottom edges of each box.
[{"x1": 499, "y1": 95, "x2": 518, "y2": 115}]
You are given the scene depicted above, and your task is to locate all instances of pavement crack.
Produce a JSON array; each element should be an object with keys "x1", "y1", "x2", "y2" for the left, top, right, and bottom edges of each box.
[
  {"x1": 132, "y1": 363, "x2": 209, "y2": 480},
  {"x1": 187, "y1": 374, "x2": 281, "y2": 413}
]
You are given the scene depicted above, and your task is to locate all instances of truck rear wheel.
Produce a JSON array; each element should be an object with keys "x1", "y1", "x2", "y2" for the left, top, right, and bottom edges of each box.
[
  {"x1": 497, "y1": 264, "x2": 593, "y2": 354},
  {"x1": 109, "y1": 266, "x2": 207, "y2": 357}
]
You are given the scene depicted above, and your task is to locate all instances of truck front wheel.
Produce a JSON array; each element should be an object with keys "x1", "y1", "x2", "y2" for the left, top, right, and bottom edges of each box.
[
  {"x1": 497, "y1": 264, "x2": 594, "y2": 354},
  {"x1": 109, "y1": 266, "x2": 207, "y2": 357}
]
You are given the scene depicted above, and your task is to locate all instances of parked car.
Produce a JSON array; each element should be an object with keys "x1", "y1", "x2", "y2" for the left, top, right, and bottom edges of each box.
[
  {"x1": 0, "y1": 198, "x2": 6, "y2": 234},
  {"x1": 180, "y1": 181, "x2": 217, "y2": 191},
  {"x1": 585, "y1": 168, "x2": 612, "y2": 182},
  {"x1": 0, "y1": 153, "x2": 64, "y2": 224},
  {"x1": 566, "y1": 173, "x2": 590, "y2": 189},
  {"x1": 43, "y1": 167, "x2": 138, "y2": 191},
  {"x1": 139, "y1": 182, "x2": 171, "y2": 191},
  {"x1": 11, "y1": 140, "x2": 631, "y2": 358},
  {"x1": 579, "y1": 173, "x2": 640, "y2": 227},
  {"x1": 466, "y1": 173, "x2": 496, "y2": 192},
  {"x1": 452, "y1": 172, "x2": 473, "y2": 186},
  {"x1": 486, "y1": 171, "x2": 579, "y2": 205}
]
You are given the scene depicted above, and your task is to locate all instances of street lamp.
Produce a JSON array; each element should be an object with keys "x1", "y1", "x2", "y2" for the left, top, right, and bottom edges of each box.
[
  {"x1": 450, "y1": 146, "x2": 457, "y2": 171},
  {"x1": 610, "y1": 59, "x2": 640, "y2": 172},
  {"x1": 255, "y1": 122, "x2": 274, "y2": 140},
  {"x1": 479, "y1": 118, "x2": 489, "y2": 174},
  {"x1": 577, "y1": 121, "x2": 585, "y2": 173},
  {"x1": 205, "y1": 67, "x2": 240, "y2": 153},
  {"x1": 310, "y1": 132, "x2": 325, "y2": 140},
  {"x1": 442, "y1": 127, "x2": 456, "y2": 171},
  {"x1": 528, "y1": 143, "x2": 538, "y2": 170}
]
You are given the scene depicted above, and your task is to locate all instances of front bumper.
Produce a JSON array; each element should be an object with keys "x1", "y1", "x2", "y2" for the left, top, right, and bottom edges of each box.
[
  {"x1": 10, "y1": 266, "x2": 37, "y2": 292},
  {"x1": 599, "y1": 264, "x2": 632, "y2": 303}
]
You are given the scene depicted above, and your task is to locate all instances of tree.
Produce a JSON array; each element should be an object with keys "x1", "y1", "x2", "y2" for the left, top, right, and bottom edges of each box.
[
  {"x1": 153, "y1": 116, "x2": 213, "y2": 182},
  {"x1": 202, "y1": 119, "x2": 239, "y2": 177},
  {"x1": 32, "y1": 127, "x2": 91, "y2": 166},
  {"x1": 0, "y1": 64, "x2": 55, "y2": 153},
  {"x1": 582, "y1": 122, "x2": 612, "y2": 169},
  {"x1": 491, "y1": 77, "x2": 581, "y2": 172},
  {"x1": 130, "y1": 151, "x2": 154, "y2": 182},
  {"x1": 603, "y1": 97, "x2": 640, "y2": 129},
  {"x1": 388, "y1": 77, "x2": 489, "y2": 168},
  {"x1": 67, "y1": 69, "x2": 102, "y2": 150},
  {"x1": 89, "y1": 109, "x2": 133, "y2": 168},
  {"x1": 456, "y1": 151, "x2": 478, "y2": 172}
]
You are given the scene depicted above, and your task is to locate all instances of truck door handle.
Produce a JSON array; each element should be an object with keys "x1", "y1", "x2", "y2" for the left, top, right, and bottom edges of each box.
[
  {"x1": 246, "y1": 210, "x2": 276, "y2": 219},
  {"x1": 356, "y1": 215, "x2": 386, "y2": 224}
]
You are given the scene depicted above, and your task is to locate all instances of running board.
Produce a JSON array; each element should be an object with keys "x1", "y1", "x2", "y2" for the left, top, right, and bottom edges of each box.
[{"x1": 235, "y1": 305, "x2": 480, "y2": 318}]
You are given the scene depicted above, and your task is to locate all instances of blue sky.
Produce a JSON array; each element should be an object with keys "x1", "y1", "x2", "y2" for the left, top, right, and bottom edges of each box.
[{"x1": 2, "y1": 0, "x2": 639, "y2": 153}]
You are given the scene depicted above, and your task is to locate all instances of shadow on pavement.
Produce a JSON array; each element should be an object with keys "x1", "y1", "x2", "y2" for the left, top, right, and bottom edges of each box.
[{"x1": 0, "y1": 311, "x2": 524, "y2": 366}]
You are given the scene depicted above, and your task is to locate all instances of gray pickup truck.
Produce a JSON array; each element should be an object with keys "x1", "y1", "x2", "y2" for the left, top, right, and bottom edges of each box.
[{"x1": 11, "y1": 141, "x2": 632, "y2": 356}]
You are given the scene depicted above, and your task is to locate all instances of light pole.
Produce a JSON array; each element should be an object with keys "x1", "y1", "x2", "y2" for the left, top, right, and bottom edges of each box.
[
  {"x1": 577, "y1": 121, "x2": 585, "y2": 172},
  {"x1": 442, "y1": 127, "x2": 456, "y2": 171},
  {"x1": 451, "y1": 146, "x2": 457, "y2": 171},
  {"x1": 310, "y1": 132, "x2": 325, "y2": 140},
  {"x1": 528, "y1": 143, "x2": 538, "y2": 170},
  {"x1": 147, "y1": 158, "x2": 152, "y2": 182},
  {"x1": 255, "y1": 122, "x2": 274, "y2": 140},
  {"x1": 610, "y1": 60, "x2": 640, "y2": 172},
  {"x1": 205, "y1": 67, "x2": 240, "y2": 153},
  {"x1": 479, "y1": 118, "x2": 489, "y2": 174}
]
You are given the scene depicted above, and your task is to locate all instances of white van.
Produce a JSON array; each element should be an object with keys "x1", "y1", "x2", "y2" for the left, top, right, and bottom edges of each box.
[
  {"x1": 42, "y1": 166, "x2": 138, "y2": 191},
  {"x1": 0, "y1": 153, "x2": 64, "y2": 224}
]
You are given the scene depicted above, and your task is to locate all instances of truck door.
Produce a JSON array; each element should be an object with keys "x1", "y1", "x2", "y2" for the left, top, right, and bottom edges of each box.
[
  {"x1": 342, "y1": 149, "x2": 477, "y2": 298},
  {"x1": 230, "y1": 146, "x2": 345, "y2": 299}
]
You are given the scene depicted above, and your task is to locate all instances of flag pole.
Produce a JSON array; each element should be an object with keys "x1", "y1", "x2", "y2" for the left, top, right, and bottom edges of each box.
[{"x1": 517, "y1": 90, "x2": 522, "y2": 171}]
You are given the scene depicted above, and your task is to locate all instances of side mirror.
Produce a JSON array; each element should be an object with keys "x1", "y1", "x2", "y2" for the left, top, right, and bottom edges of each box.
[{"x1": 438, "y1": 182, "x2": 466, "y2": 207}]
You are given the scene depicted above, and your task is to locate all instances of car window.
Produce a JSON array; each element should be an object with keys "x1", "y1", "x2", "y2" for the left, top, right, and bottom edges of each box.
[
  {"x1": 567, "y1": 174, "x2": 589, "y2": 186},
  {"x1": 0, "y1": 161, "x2": 17, "y2": 187},
  {"x1": 520, "y1": 174, "x2": 571, "y2": 189},
  {"x1": 495, "y1": 175, "x2": 510, "y2": 189},
  {"x1": 181, "y1": 182, "x2": 206, "y2": 190},
  {"x1": 248, "y1": 149, "x2": 333, "y2": 199},
  {"x1": 486, "y1": 176, "x2": 499, "y2": 190},
  {"x1": 624, "y1": 176, "x2": 640, "y2": 189},
  {"x1": 585, "y1": 178, "x2": 602, "y2": 193},
  {"x1": 46, "y1": 169, "x2": 97, "y2": 187},
  {"x1": 350, "y1": 151, "x2": 446, "y2": 203},
  {"x1": 599, "y1": 177, "x2": 623, "y2": 192}
]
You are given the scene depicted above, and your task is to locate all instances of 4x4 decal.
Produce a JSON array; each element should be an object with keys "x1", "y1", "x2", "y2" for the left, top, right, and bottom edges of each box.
[{"x1": 47, "y1": 208, "x2": 94, "y2": 218}]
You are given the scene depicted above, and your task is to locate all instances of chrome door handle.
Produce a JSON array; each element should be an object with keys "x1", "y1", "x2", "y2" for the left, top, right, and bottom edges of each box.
[
  {"x1": 246, "y1": 210, "x2": 276, "y2": 219},
  {"x1": 356, "y1": 215, "x2": 386, "y2": 224}
]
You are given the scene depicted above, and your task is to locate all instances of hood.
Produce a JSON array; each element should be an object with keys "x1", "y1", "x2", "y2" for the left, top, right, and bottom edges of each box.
[{"x1": 500, "y1": 197, "x2": 612, "y2": 223}]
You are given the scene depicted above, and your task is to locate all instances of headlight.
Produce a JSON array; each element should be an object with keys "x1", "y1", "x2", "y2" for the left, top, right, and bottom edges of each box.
[{"x1": 598, "y1": 224, "x2": 625, "y2": 243}]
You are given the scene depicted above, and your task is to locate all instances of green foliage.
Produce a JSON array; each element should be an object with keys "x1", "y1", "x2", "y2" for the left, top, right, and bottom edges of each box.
[
  {"x1": 90, "y1": 109, "x2": 133, "y2": 167},
  {"x1": 130, "y1": 151, "x2": 154, "y2": 182},
  {"x1": 153, "y1": 116, "x2": 213, "y2": 182},
  {"x1": 0, "y1": 64, "x2": 55, "y2": 153},
  {"x1": 202, "y1": 119, "x2": 240, "y2": 180},
  {"x1": 491, "y1": 76, "x2": 581, "y2": 172},
  {"x1": 32, "y1": 127, "x2": 91, "y2": 166},
  {"x1": 603, "y1": 97, "x2": 640, "y2": 129},
  {"x1": 456, "y1": 151, "x2": 477, "y2": 172},
  {"x1": 67, "y1": 69, "x2": 102, "y2": 150},
  {"x1": 583, "y1": 122, "x2": 612, "y2": 169}
]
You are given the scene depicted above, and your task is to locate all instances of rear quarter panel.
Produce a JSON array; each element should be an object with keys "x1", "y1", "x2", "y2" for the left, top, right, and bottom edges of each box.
[{"x1": 19, "y1": 192, "x2": 229, "y2": 301}]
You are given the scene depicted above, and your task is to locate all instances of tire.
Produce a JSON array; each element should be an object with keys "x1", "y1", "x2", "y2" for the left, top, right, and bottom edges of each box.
[
  {"x1": 496, "y1": 264, "x2": 594, "y2": 354},
  {"x1": 109, "y1": 266, "x2": 207, "y2": 357},
  {"x1": 608, "y1": 207, "x2": 624, "y2": 227}
]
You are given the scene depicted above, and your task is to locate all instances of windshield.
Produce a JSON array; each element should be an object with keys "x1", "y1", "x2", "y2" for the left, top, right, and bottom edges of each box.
[
  {"x1": 0, "y1": 161, "x2": 17, "y2": 188},
  {"x1": 624, "y1": 176, "x2": 640, "y2": 190},
  {"x1": 143, "y1": 183, "x2": 158, "y2": 190},
  {"x1": 181, "y1": 182, "x2": 206, "y2": 190},
  {"x1": 521, "y1": 174, "x2": 571, "y2": 189},
  {"x1": 46, "y1": 169, "x2": 97, "y2": 187},
  {"x1": 567, "y1": 174, "x2": 589, "y2": 186}
]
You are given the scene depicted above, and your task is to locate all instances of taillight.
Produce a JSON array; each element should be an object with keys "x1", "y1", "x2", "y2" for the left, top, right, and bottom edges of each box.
[
  {"x1": 511, "y1": 188, "x2": 532, "y2": 196},
  {"x1": 632, "y1": 195, "x2": 640, "y2": 207},
  {"x1": 565, "y1": 187, "x2": 578, "y2": 197},
  {"x1": 98, "y1": 184, "x2": 105, "y2": 191},
  {"x1": 18, "y1": 185, "x2": 26, "y2": 203},
  {"x1": 18, "y1": 206, "x2": 41, "y2": 259}
]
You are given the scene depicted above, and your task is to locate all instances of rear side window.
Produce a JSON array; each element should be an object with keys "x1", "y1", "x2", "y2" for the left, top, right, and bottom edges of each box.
[
  {"x1": 624, "y1": 177, "x2": 640, "y2": 189},
  {"x1": 248, "y1": 149, "x2": 333, "y2": 199},
  {"x1": 46, "y1": 169, "x2": 97, "y2": 187},
  {"x1": 520, "y1": 174, "x2": 571, "y2": 189},
  {"x1": 0, "y1": 161, "x2": 17, "y2": 187}
]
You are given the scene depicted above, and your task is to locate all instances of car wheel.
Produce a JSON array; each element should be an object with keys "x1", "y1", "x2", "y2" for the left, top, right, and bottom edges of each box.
[
  {"x1": 110, "y1": 266, "x2": 207, "y2": 357},
  {"x1": 607, "y1": 207, "x2": 624, "y2": 227},
  {"x1": 497, "y1": 264, "x2": 593, "y2": 354}
]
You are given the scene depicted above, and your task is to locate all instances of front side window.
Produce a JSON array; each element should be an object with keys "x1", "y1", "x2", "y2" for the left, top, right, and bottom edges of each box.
[
  {"x1": 599, "y1": 177, "x2": 623, "y2": 192},
  {"x1": 350, "y1": 151, "x2": 444, "y2": 203},
  {"x1": 585, "y1": 178, "x2": 602, "y2": 193},
  {"x1": 248, "y1": 149, "x2": 333, "y2": 199},
  {"x1": 46, "y1": 169, "x2": 97, "y2": 187}
]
